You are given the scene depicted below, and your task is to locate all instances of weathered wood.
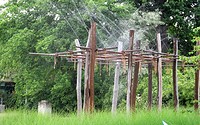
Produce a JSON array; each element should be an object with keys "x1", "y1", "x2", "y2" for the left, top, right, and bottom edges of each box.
[
  {"x1": 194, "y1": 70, "x2": 200, "y2": 110},
  {"x1": 83, "y1": 29, "x2": 91, "y2": 112},
  {"x1": 112, "y1": 42, "x2": 123, "y2": 113},
  {"x1": 126, "y1": 30, "x2": 134, "y2": 112},
  {"x1": 194, "y1": 41, "x2": 200, "y2": 110},
  {"x1": 130, "y1": 62, "x2": 140, "y2": 111},
  {"x1": 148, "y1": 63, "x2": 153, "y2": 110},
  {"x1": 88, "y1": 22, "x2": 96, "y2": 112},
  {"x1": 75, "y1": 39, "x2": 83, "y2": 115},
  {"x1": 173, "y1": 38, "x2": 179, "y2": 111},
  {"x1": 157, "y1": 33, "x2": 162, "y2": 111},
  {"x1": 83, "y1": 53, "x2": 90, "y2": 112},
  {"x1": 97, "y1": 50, "x2": 123, "y2": 55},
  {"x1": 97, "y1": 47, "x2": 118, "y2": 51},
  {"x1": 130, "y1": 40, "x2": 141, "y2": 111},
  {"x1": 29, "y1": 52, "x2": 56, "y2": 56},
  {"x1": 75, "y1": 46, "x2": 91, "y2": 50},
  {"x1": 135, "y1": 40, "x2": 141, "y2": 49}
]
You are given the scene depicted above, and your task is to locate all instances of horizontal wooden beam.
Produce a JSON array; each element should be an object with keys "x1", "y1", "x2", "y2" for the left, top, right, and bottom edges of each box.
[
  {"x1": 76, "y1": 46, "x2": 91, "y2": 50},
  {"x1": 97, "y1": 47, "x2": 117, "y2": 51},
  {"x1": 29, "y1": 52, "x2": 56, "y2": 56}
]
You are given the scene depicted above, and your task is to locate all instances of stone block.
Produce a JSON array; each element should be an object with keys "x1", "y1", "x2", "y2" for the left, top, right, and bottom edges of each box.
[
  {"x1": 38, "y1": 100, "x2": 52, "y2": 114},
  {"x1": 0, "y1": 105, "x2": 5, "y2": 113}
]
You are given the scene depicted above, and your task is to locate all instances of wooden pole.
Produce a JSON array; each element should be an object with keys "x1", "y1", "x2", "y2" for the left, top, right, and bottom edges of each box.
[
  {"x1": 194, "y1": 41, "x2": 200, "y2": 110},
  {"x1": 194, "y1": 70, "x2": 199, "y2": 110},
  {"x1": 83, "y1": 29, "x2": 91, "y2": 112},
  {"x1": 173, "y1": 38, "x2": 179, "y2": 111},
  {"x1": 135, "y1": 40, "x2": 141, "y2": 49},
  {"x1": 130, "y1": 40, "x2": 140, "y2": 111},
  {"x1": 112, "y1": 42, "x2": 123, "y2": 113},
  {"x1": 88, "y1": 22, "x2": 96, "y2": 112},
  {"x1": 130, "y1": 62, "x2": 140, "y2": 111},
  {"x1": 148, "y1": 63, "x2": 153, "y2": 110},
  {"x1": 157, "y1": 33, "x2": 162, "y2": 111},
  {"x1": 126, "y1": 30, "x2": 134, "y2": 112},
  {"x1": 84, "y1": 55, "x2": 90, "y2": 112},
  {"x1": 75, "y1": 39, "x2": 82, "y2": 115}
]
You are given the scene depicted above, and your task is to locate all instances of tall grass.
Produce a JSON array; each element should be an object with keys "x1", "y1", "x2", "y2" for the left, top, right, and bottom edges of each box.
[{"x1": 0, "y1": 109, "x2": 199, "y2": 125}]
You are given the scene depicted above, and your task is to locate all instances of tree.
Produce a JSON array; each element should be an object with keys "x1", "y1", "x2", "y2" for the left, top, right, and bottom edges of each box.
[
  {"x1": 129, "y1": 0, "x2": 199, "y2": 55},
  {"x1": 0, "y1": 0, "x2": 134, "y2": 111},
  {"x1": 0, "y1": 0, "x2": 81, "y2": 111}
]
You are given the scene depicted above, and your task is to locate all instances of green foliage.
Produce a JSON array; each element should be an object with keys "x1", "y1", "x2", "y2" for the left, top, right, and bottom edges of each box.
[
  {"x1": 180, "y1": 27, "x2": 200, "y2": 68},
  {"x1": 130, "y1": 0, "x2": 199, "y2": 55},
  {"x1": 0, "y1": 0, "x2": 84, "y2": 111},
  {"x1": 162, "y1": 0, "x2": 199, "y2": 55},
  {"x1": 136, "y1": 67, "x2": 196, "y2": 108}
]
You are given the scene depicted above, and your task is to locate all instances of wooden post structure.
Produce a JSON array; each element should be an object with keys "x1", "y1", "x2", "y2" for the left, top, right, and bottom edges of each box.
[
  {"x1": 29, "y1": 24, "x2": 180, "y2": 114},
  {"x1": 146, "y1": 42, "x2": 153, "y2": 110},
  {"x1": 88, "y1": 22, "x2": 96, "y2": 112},
  {"x1": 157, "y1": 33, "x2": 162, "y2": 111},
  {"x1": 112, "y1": 42, "x2": 123, "y2": 113},
  {"x1": 83, "y1": 53, "x2": 90, "y2": 112},
  {"x1": 194, "y1": 41, "x2": 200, "y2": 111},
  {"x1": 75, "y1": 39, "x2": 82, "y2": 115},
  {"x1": 173, "y1": 38, "x2": 179, "y2": 111},
  {"x1": 148, "y1": 63, "x2": 153, "y2": 110},
  {"x1": 83, "y1": 30, "x2": 91, "y2": 112},
  {"x1": 126, "y1": 30, "x2": 134, "y2": 112},
  {"x1": 130, "y1": 40, "x2": 140, "y2": 111},
  {"x1": 194, "y1": 70, "x2": 200, "y2": 110}
]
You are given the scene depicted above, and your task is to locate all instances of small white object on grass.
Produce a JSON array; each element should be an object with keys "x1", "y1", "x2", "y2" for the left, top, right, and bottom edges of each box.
[
  {"x1": 162, "y1": 121, "x2": 168, "y2": 125},
  {"x1": 38, "y1": 100, "x2": 52, "y2": 115},
  {"x1": 0, "y1": 105, "x2": 5, "y2": 113}
]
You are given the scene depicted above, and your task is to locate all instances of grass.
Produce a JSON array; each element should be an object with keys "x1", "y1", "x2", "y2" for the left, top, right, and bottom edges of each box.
[{"x1": 0, "y1": 108, "x2": 200, "y2": 125}]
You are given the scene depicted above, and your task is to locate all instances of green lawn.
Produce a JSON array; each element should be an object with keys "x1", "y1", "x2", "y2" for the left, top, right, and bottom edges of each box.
[{"x1": 0, "y1": 109, "x2": 200, "y2": 125}]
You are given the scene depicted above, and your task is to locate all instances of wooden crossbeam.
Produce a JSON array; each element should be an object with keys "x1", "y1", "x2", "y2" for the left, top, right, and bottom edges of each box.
[
  {"x1": 76, "y1": 46, "x2": 91, "y2": 50},
  {"x1": 97, "y1": 46, "x2": 117, "y2": 51}
]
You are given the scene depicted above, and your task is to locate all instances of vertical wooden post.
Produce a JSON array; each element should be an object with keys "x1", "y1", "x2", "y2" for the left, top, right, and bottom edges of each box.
[
  {"x1": 194, "y1": 70, "x2": 199, "y2": 110},
  {"x1": 88, "y1": 22, "x2": 96, "y2": 112},
  {"x1": 83, "y1": 29, "x2": 91, "y2": 112},
  {"x1": 75, "y1": 39, "x2": 82, "y2": 115},
  {"x1": 135, "y1": 40, "x2": 141, "y2": 50},
  {"x1": 157, "y1": 33, "x2": 162, "y2": 111},
  {"x1": 173, "y1": 38, "x2": 179, "y2": 111},
  {"x1": 130, "y1": 63, "x2": 140, "y2": 111},
  {"x1": 130, "y1": 40, "x2": 141, "y2": 111},
  {"x1": 148, "y1": 63, "x2": 153, "y2": 110},
  {"x1": 147, "y1": 41, "x2": 153, "y2": 110},
  {"x1": 194, "y1": 41, "x2": 200, "y2": 110},
  {"x1": 83, "y1": 56, "x2": 90, "y2": 112},
  {"x1": 126, "y1": 30, "x2": 134, "y2": 112},
  {"x1": 112, "y1": 42, "x2": 123, "y2": 113}
]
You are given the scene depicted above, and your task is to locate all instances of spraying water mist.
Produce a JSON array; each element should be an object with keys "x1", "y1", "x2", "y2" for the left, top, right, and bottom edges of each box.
[{"x1": 47, "y1": 0, "x2": 163, "y2": 50}]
